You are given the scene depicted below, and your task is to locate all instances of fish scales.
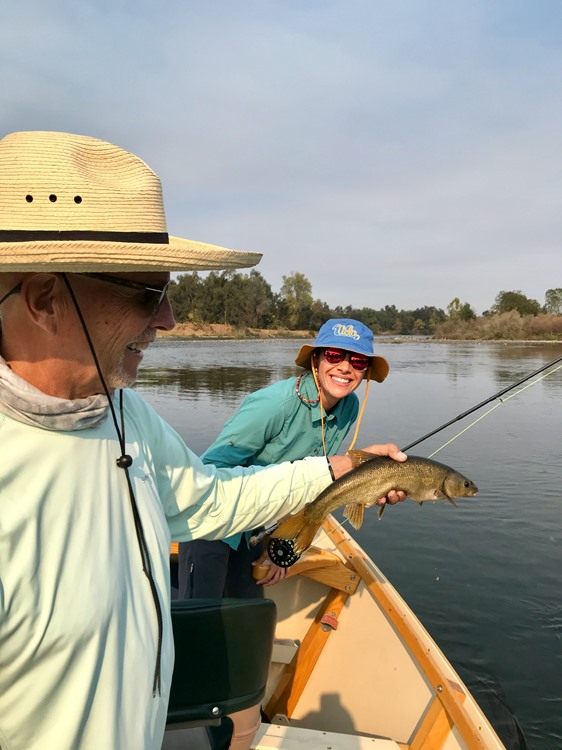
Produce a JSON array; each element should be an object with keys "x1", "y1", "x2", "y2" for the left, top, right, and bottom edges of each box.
[
  {"x1": 268, "y1": 453, "x2": 478, "y2": 565},
  {"x1": 303, "y1": 454, "x2": 476, "y2": 523}
]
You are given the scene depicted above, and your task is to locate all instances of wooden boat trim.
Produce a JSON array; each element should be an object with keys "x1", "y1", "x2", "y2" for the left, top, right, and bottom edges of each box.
[
  {"x1": 170, "y1": 520, "x2": 500, "y2": 748},
  {"x1": 264, "y1": 586, "x2": 349, "y2": 719},
  {"x1": 288, "y1": 547, "x2": 360, "y2": 594},
  {"x1": 322, "y1": 515, "x2": 490, "y2": 749},
  {"x1": 409, "y1": 692, "x2": 459, "y2": 750}
]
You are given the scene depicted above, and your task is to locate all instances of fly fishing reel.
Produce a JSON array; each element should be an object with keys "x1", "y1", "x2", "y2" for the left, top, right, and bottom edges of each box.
[{"x1": 267, "y1": 537, "x2": 300, "y2": 567}]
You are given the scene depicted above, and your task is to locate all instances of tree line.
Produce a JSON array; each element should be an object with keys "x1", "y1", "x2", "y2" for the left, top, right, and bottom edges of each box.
[{"x1": 167, "y1": 270, "x2": 562, "y2": 338}]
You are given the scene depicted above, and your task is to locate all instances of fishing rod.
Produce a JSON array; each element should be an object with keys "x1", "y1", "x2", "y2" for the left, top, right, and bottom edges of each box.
[
  {"x1": 401, "y1": 351, "x2": 562, "y2": 453},
  {"x1": 250, "y1": 351, "x2": 562, "y2": 550}
]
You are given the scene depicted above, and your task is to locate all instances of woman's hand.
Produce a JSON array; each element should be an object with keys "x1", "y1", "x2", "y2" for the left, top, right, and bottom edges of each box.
[{"x1": 252, "y1": 551, "x2": 287, "y2": 587}]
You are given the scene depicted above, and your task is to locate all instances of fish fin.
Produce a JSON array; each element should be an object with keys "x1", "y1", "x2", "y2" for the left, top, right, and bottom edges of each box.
[
  {"x1": 271, "y1": 510, "x2": 321, "y2": 556},
  {"x1": 447, "y1": 497, "x2": 459, "y2": 508},
  {"x1": 419, "y1": 501, "x2": 423, "y2": 508},
  {"x1": 347, "y1": 449, "x2": 381, "y2": 468},
  {"x1": 271, "y1": 509, "x2": 307, "y2": 540},
  {"x1": 377, "y1": 504, "x2": 386, "y2": 521},
  {"x1": 343, "y1": 503, "x2": 365, "y2": 530},
  {"x1": 293, "y1": 523, "x2": 321, "y2": 556}
]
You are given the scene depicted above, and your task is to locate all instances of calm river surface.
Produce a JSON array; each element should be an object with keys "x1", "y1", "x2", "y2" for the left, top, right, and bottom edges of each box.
[{"x1": 137, "y1": 338, "x2": 562, "y2": 749}]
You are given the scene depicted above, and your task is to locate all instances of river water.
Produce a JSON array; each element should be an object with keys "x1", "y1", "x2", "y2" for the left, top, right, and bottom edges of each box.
[{"x1": 137, "y1": 338, "x2": 562, "y2": 749}]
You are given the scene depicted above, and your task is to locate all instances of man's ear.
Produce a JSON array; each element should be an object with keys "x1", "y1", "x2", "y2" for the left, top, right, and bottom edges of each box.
[{"x1": 20, "y1": 274, "x2": 65, "y2": 333}]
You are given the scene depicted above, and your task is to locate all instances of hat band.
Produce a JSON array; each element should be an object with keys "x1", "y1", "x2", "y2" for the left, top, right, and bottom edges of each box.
[{"x1": 0, "y1": 230, "x2": 170, "y2": 244}]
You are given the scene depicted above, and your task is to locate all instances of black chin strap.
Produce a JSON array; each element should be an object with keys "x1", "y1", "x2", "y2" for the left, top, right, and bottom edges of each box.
[{"x1": 61, "y1": 273, "x2": 163, "y2": 696}]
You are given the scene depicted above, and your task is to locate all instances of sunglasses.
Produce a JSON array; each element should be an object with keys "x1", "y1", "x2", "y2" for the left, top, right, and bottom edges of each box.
[
  {"x1": 0, "y1": 282, "x2": 22, "y2": 306},
  {"x1": 78, "y1": 273, "x2": 171, "y2": 317},
  {"x1": 322, "y1": 348, "x2": 371, "y2": 372}
]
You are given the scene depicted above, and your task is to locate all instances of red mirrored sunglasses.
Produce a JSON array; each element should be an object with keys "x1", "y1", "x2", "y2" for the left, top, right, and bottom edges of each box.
[{"x1": 322, "y1": 348, "x2": 371, "y2": 372}]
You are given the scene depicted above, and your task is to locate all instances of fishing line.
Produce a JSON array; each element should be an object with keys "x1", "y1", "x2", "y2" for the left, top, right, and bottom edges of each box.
[
  {"x1": 427, "y1": 360, "x2": 562, "y2": 458},
  {"x1": 310, "y1": 355, "x2": 562, "y2": 537},
  {"x1": 255, "y1": 353, "x2": 562, "y2": 545},
  {"x1": 401, "y1": 352, "x2": 562, "y2": 453}
]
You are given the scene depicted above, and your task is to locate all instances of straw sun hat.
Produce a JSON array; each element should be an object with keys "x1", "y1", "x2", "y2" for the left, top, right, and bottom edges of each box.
[{"x1": 0, "y1": 131, "x2": 262, "y2": 272}]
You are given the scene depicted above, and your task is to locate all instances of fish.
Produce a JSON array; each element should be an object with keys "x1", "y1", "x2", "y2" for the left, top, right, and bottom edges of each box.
[{"x1": 266, "y1": 450, "x2": 478, "y2": 567}]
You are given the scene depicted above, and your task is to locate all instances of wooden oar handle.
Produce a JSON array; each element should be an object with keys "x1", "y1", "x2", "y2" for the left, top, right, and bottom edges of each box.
[
  {"x1": 252, "y1": 547, "x2": 339, "y2": 581},
  {"x1": 252, "y1": 563, "x2": 272, "y2": 581}
]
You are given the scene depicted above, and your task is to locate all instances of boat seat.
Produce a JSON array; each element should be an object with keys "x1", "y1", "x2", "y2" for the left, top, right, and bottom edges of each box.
[{"x1": 166, "y1": 598, "x2": 276, "y2": 729}]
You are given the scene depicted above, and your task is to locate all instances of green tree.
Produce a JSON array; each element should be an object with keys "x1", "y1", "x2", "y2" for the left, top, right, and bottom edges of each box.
[
  {"x1": 410, "y1": 306, "x2": 446, "y2": 333},
  {"x1": 309, "y1": 299, "x2": 332, "y2": 331},
  {"x1": 200, "y1": 271, "x2": 231, "y2": 323},
  {"x1": 491, "y1": 290, "x2": 541, "y2": 317},
  {"x1": 377, "y1": 305, "x2": 399, "y2": 332},
  {"x1": 225, "y1": 271, "x2": 275, "y2": 328},
  {"x1": 280, "y1": 272, "x2": 314, "y2": 329},
  {"x1": 168, "y1": 272, "x2": 205, "y2": 322},
  {"x1": 544, "y1": 288, "x2": 562, "y2": 315},
  {"x1": 446, "y1": 297, "x2": 476, "y2": 322}
]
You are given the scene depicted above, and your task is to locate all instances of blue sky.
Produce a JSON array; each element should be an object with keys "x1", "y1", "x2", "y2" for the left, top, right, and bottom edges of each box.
[{"x1": 2, "y1": 1, "x2": 561, "y2": 314}]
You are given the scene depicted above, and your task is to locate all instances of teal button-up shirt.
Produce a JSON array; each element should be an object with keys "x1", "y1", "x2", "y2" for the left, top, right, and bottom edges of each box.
[{"x1": 201, "y1": 372, "x2": 360, "y2": 549}]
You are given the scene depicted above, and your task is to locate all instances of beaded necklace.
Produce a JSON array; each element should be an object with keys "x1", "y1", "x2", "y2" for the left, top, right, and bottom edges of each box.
[{"x1": 295, "y1": 373, "x2": 320, "y2": 405}]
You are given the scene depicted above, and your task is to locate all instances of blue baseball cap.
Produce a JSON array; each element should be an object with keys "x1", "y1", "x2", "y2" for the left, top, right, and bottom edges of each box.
[{"x1": 295, "y1": 318, "x2": 389, "y2": 382}]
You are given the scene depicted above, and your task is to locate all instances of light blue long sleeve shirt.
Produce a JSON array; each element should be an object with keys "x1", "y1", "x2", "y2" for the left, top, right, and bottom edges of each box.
[
  {"x1": 0, "y1": 388, "x2": 332, "y2": 750},
  {"x1": 201, "y1": 373, "x2": 359, "y2": 549}
]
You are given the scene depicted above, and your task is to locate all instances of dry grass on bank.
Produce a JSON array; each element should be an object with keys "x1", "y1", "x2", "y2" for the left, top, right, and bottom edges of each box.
[
  {"x1": 158, "y1": 323, "x2": 313, "y2": 340},
  {"x1": 434, "y1": 311, "x2": 562, "y2": 341}
]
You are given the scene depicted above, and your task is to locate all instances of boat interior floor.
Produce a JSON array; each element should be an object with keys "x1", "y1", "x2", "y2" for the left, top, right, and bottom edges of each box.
[{"x1": 162, "y1": 723, "x2": 403, "y2": 749}]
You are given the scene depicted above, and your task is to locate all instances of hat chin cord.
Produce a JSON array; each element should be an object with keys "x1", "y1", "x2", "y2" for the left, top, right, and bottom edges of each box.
[
  {"x1": 311, "y1": 354, "x2": 371, "y2": 456},
  {"x1": 61, "y1": 273, "x2": 163, "y2": 696}
]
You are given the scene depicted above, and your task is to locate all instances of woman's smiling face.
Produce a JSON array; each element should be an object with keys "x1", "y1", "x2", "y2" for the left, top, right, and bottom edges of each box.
[{"x1": 314, "y1": 348, "x2": 367, "y2": 410}]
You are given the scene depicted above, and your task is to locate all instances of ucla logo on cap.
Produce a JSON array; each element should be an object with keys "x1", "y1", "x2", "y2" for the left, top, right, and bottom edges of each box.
[{"x1": 332, "y1": 323, "x2": 360, "y2": 340}]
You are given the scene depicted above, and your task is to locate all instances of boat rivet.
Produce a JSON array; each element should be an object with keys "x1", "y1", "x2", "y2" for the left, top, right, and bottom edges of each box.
[
  {"x1": 212, "y1": 706, "x2": 220, "y2": 716},
  {"x1": 437, "y1": 685, "x2": 443, "y2": 693},
  {"x1": 350, "y1": 575, "x2": 356, "y2": 580},
  {"x1": 345, "y1": 585, "x2": 351, "y2": 591}
]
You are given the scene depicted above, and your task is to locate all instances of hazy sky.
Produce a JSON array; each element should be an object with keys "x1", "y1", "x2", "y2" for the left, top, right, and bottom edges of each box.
[{"x1": 2, "y1": 1, "x2": 561, "y2": 314}]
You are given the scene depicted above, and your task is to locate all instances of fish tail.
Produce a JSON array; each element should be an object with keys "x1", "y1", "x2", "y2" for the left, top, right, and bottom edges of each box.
[{"x1": 271, "y1": 510, "x2": 322, "y2": 556}]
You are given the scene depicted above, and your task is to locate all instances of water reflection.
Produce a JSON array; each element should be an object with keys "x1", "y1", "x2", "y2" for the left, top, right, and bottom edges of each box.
[
  {"x1": 137, "y1": 365, "x2": 280, "y2": 403},
  {"x1": 137, "y1": 339, "x2": 562, "y2": 748},
  {"x1": 489, "y1": 343, "x2": 562, "y2": 392}
]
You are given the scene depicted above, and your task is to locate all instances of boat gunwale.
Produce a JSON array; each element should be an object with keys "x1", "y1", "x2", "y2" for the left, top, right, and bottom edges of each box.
[{"x1": 320, "y1": 514, "x2": 505, "y2": 749}]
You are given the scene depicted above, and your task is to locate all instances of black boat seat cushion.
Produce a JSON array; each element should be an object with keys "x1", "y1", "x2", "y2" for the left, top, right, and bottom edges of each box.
[{"x1": 166, "y1": 598, "x2": 276, "y2": 727}]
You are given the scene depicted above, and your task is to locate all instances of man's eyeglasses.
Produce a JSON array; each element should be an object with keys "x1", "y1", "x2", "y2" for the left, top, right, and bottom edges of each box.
[
  {"x1": 322, "y1": 347, "x2": 371, "y2": 372},
  {"x1": 78, "y1": 273, "x2": 171, "y2": 317},
  {"x1": 0, "y1": 283, "x2": 22, "y2": 306}
]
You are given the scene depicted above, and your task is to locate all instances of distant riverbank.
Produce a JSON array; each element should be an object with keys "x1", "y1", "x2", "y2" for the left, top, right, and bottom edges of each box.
[
  {"x1": 158, "y1": 323, "x2": 313, "y2": 340},
  {"x1": 158, "y1": 323, "x2": 562, "y2": 344}
]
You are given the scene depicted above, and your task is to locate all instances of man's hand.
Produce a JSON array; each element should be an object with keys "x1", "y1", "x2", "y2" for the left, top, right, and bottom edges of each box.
[{"x1": 328, "y1": 443, "x2": 408, "y2": 505}]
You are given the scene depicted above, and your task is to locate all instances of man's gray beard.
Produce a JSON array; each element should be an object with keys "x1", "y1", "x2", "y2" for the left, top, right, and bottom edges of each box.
[{"x1": 106, "y1": 362, "x2": 137, "y2": 391}]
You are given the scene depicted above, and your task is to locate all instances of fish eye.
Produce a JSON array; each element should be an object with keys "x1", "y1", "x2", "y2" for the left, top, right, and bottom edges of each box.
[{"x1": 464, "y1": 481, "x2": 470, "y2": 488}]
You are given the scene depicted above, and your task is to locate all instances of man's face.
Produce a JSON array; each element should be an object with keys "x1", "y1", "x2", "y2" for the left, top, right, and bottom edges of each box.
[{"x1": 65, "y1": 272, "x2": 175, "y2": 392}]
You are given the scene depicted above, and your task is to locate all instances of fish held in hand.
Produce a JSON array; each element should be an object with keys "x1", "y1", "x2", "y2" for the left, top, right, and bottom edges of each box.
[{"x1": 267, "y1": 451, "x2": 478, "y2": 567}]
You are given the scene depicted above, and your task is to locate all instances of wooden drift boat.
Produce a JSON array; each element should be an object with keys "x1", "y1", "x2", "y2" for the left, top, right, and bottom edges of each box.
[{"x1": 250, "y1": 514, "x2": 505, "y2": 750}]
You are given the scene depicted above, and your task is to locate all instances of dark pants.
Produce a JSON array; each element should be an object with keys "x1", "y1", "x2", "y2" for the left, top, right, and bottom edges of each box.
[{"x1": 177, "y1": 534, "x2": 265, "y2": 599}]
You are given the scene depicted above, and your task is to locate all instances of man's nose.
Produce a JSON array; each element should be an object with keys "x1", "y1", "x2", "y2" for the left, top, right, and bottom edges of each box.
[{"x1": 152, "y1": 296, "x2": 176, "y2": 331}]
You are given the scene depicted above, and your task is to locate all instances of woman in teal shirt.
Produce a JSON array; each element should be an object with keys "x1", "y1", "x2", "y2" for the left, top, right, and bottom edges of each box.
[{"x1": 177, "y1": 318, "x2": 390, "y2": 598}]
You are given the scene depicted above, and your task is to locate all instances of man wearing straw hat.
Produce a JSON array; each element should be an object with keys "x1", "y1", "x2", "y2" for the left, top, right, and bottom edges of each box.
[{"x1": 0, "y1": 130, "x2": 406, "y2": 750}]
